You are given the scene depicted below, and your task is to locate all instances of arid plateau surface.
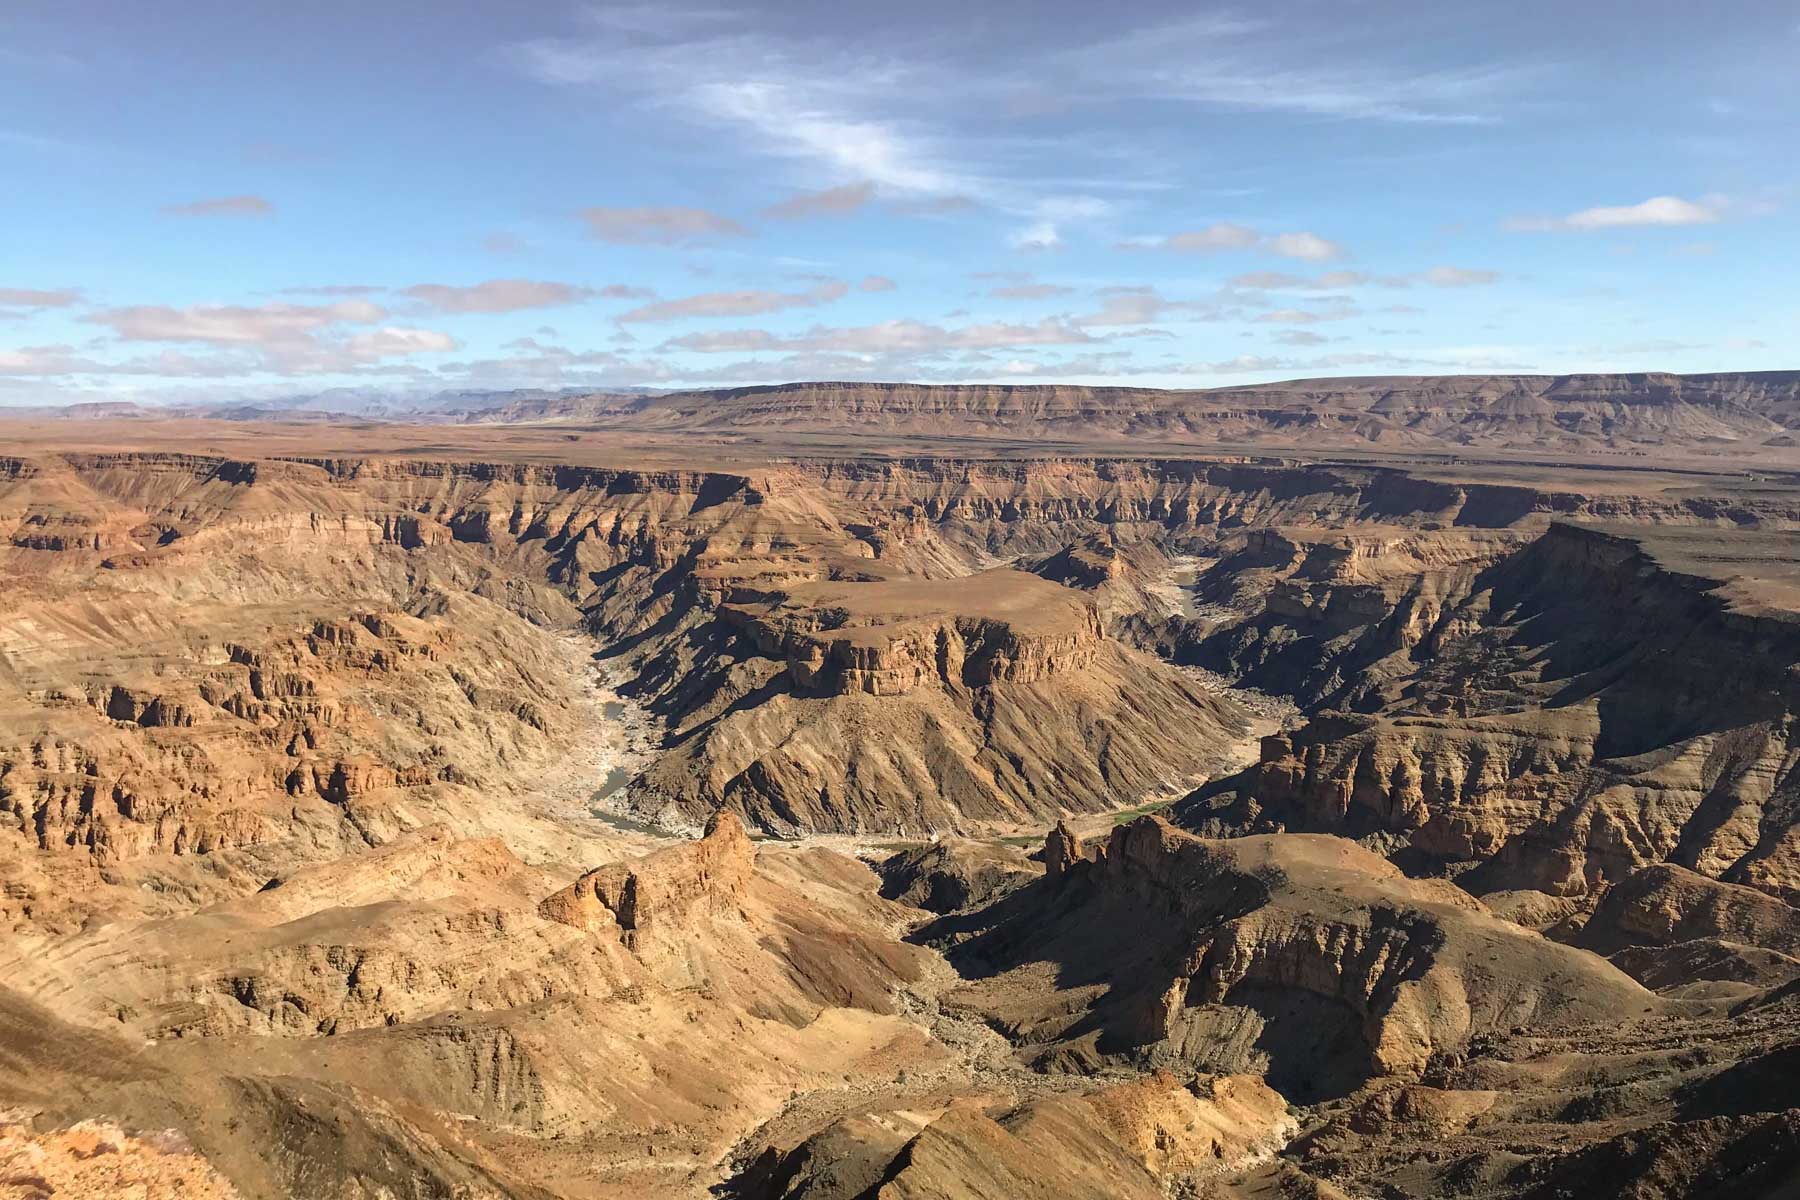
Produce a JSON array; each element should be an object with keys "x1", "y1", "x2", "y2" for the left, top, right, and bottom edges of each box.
[{"x1": 2, "y1": 374, "x2": 1799, "y2": 1199}]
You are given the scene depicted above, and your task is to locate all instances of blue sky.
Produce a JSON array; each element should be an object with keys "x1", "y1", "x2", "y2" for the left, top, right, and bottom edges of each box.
[{"x1": 2, "y1": 0, "x2": 1796, "y2": 404}]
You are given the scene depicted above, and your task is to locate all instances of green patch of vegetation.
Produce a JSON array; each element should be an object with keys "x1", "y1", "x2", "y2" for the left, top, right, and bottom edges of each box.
[{"x1": 1109, "y1": 799, "x2": 1174, "y2": 827}]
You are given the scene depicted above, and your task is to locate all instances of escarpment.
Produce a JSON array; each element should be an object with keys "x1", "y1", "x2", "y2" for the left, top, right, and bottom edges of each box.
[{"x1": 521, "y1": 373, "x2": 1800, "y2": 459}]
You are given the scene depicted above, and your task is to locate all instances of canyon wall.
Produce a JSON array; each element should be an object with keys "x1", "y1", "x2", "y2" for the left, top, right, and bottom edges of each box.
[{"x1": 4, "y1": 448, "x2": 1796, "y2": 914}]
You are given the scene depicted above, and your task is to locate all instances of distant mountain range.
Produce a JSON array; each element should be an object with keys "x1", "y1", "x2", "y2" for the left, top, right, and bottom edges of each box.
[{"x1": 11, "y1": 371, "x2": 1799, "y2": 459}]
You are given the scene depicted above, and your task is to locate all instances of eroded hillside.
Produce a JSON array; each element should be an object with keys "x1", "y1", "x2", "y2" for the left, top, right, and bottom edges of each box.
[{"x1": 2, "y1": 424, "x2": 1798, "y2": 1199}]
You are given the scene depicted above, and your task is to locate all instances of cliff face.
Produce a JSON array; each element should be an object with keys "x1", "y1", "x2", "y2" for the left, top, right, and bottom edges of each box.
[
  {"x1": 3, "y1": 448, "x2": 1796, "y2": 904},
  {"x1": 1206, "y1": 522, "x2": 1800, "y2": 899},
  {"x1": 719, "y1": 570, "x2": 1103, "y2": 697}
]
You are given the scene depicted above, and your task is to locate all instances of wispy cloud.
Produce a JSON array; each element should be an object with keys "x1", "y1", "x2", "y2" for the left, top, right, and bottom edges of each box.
[
  {"x1": 1075, "y1": 286, "x2": 1221, "y2": 327},
  {"x1": 80, "y1": 298, "x2": 455, "y2": 374},
  {"x1": 516, "y1": 18, "x2": 969, "y2": 197},
  {"x1": 1132, "y1": 224, "x2": 1346, "y2": 260},
  {"x1": 91, "y1": 299, "x2": 386, "y2": 344},
  {"x1": 618, "y1": 279, "x2": 848, "y2": 322},
  {"x1": 513, "y1": 8, "x2": 1541, "y2": 207},
  {"x1": 1252, "y1": 301, "x2": 1361, "y2": 324},
  {"x1": 1154, "y1": 224, "x2": 1263, "y2": 252},
  {"x1": 400, "y1": 279, "x2": 622, "y2": 313},
  {"x1": 1230, "y1": 270, "x2": 1367, "y2": 289},
  {"x1": 580, "y1": 205, "x2": 750, "y2": 244},
  {"x1": 1230, "y1": 266, "x2": 1499, "y2": 289},
  {"x1": 0, "y1": 287, "x2": 82, "y2": 318},
  {"x1": 1060, "y1": 17, "x2": 1539, "y2": 125},
  {"x1": 762, "y1": 180, "x2": 877, "y2": 219},
  {"x1": 661, "y1": 315, "x2": 1096, "y2": 354},
  {"x1": 161, "y1": 195, "x2": 275, "y2": 218},
  {"x1": 1417, "y1": 265, "x2": 1500, "y2": 287},
  {"x1": 990, "y1": 282, "x2": 1075, "y2": 300}
]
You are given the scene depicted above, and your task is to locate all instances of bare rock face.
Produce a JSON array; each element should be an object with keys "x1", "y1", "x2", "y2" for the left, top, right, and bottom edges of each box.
[
  {"x1": 539, "y1": 810, "x2": 755, "y2": 939},
  {"x1": 1199, "y1": 522, "x2": 1800, "y2": 901},
  {"x1": 742, "y1": 1071, "x2": 1294, "y2": 1200},
  {"x1": 934, "y1": 818, "x2": 1652, "y2": 1099}
]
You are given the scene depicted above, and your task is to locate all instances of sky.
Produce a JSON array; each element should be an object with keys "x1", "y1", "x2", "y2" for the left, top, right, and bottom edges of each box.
[{"x1": 2, "y1": 0, "x2": 1797, "y2": 405}]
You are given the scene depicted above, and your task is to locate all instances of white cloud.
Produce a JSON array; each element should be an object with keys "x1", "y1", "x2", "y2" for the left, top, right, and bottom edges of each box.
[
  {"x1": 1010, "y1": 221, "x2": 1062, "y2": 251},
  {"x1": 1507, "y1": 195, "x2": 1725, "y2": 232},
  {"x1": 859, "y1": 275, "x2": 897, "y2": 292},
  {"x1": 1136, "y1": 224, "x2": 1346, "y2": 261},
  {"x1": 1010, "y1": 196, "x2": 1112, "y2": 251},
  {"x1": 77, "y1": 299, "x2": 454, "y2": 375},
  {"x1": 91, "y1": 299, "x2": 385, "y2": 344},
  {"x1": 1264, "y1": 232, "x2": 1344, "y2": 261},
  {"x1": 515, "y1": 20, "x2": 973, "y2": 200},
  {"x1": 345, "y1": 327, "x2": 459, "y2": 357}
]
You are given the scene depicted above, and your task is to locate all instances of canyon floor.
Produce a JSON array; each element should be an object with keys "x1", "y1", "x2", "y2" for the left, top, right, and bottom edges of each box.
[{"x1": 3, "y1": 376, "x2": 1799, "y2": 1199}]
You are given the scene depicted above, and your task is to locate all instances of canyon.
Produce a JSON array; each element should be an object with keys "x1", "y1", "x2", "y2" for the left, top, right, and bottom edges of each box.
[{"x1": 1, "y1": 375, "x2": 1797, "y2": 1198}]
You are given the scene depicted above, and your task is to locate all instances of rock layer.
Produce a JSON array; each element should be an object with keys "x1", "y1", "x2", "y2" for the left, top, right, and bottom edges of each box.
[{"x1": 933, "y1": 818, "x2": 1652, "y2": 1098}]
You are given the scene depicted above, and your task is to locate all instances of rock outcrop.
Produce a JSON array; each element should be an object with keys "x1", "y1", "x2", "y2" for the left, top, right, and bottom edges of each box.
[
  {"x1": 878, "y1": 837, "x2": 1039, "y2": 913},
  {"x1": 740, "y1": 1071, "x2": 1294, "y2": 1200},
  {"x1": 540, "y1": 810, "x2": 756, "y2": 939},
  {"x1": 933, "y1": 818, "x2": 1653, "y2": 1099}
]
